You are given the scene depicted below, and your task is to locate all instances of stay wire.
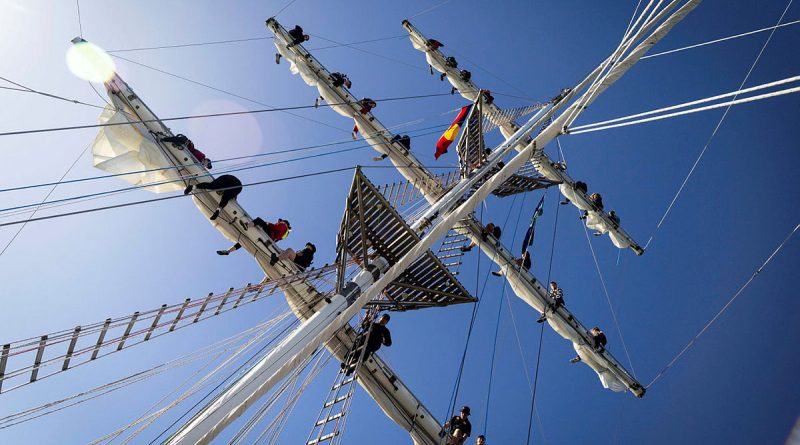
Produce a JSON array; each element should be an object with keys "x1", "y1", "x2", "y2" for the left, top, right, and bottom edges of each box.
[
  {"x1": 0, "y1": 143, "x2": 90, "y2": 257},
  {"x1": 0, "y1": 88, "x2": 476, "y2": 138},
  {"x1": 0, "y1": 166, "x2": 355, "y2": 229},
  {"x1": 645, "y1": 0, "x2": 794, "y2": 250},
  {"x1": 147, "y1": 317, "x2": 301, "y2": 444},
  {"x1": 483, "y1": 190, "x2": 529, "y2": 435},
  {"x1": 646, "y1": 223, "x2": 799, "y2": 389},
  {"x1": 526, "y1": 164, "x2": 562, "y2": 445}
]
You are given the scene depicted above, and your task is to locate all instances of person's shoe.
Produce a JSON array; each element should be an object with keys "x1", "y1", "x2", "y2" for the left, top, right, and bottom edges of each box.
[
  {"x1": 429, "y1": 65, "x2": 434, "y2": 75},
  {"x1": 183, "y1": 184, "x2": 193, "y2": 195},
  {"x1": 270, "y1": 252, "x2": 279, "y2": 266},
  {"x1": 373, "y1": 156, "x2": 385, "y2": 161},
  {"x1": 593, "y1": 231, "x2": 602, "y2": 236},
  {"x1": 460, "y1": 245, "x2": 473, "y2": 252},
  {"x1": 491, "y1": 271, "x2": 503, "y2": 277},
  {"x1": 275, "y1": 53, "x2": 281, "y2": 64},
  {"x1": 210, "y1": 209, "x2": 220, "y2": 221},
  {"x1": 560, "y1": 200, "x2": 570, "y2": 205},
  {"x1": 536, "y1": 315, "x2": 546, "y2": 323},
  {"x1": 216, "y1": 250, "x2": 229, "y2": 256},
  {"x1": 351, "y1": 132, "x2": 357, "y2": 140},
  {"x1": 450, "y1": 87, "x2": 456, "y2": 95},
  {"x1": 314, "y1": 97, "x2": 320, "y2": 108},
  {"x1": 569, "y1": 356, "x2": 581, "y2": 364},
  {"x1": 439, "y1": 73, "x2": 446, "y2": 81}
]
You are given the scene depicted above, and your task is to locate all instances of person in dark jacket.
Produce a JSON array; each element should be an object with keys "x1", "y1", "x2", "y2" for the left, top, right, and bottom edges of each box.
[
  {"x1": 329, "y1": 72, "x2": 352, "y2": 88},
  {"x1": 287, "y1": 24, "x2": 310, "y2": 47},
  {"x1": 362, "y1": 313, "x2": 392, "y2": 361},
  {"x1": 274, "y1": 25, "x2": 310, "y2": 63},
  {"x1": 270, "y1": 242, "x2": 315, "y2": 269},
  {"x1": 162, "y1": 134, "x2": 213, "y2": 169},
  {"x1": 184, "y1": 174, "x2": 242, "y2": 221},
  {"x1": 570, "y1": 326, "x2": 608, "y2": 363},
  {"x1": 443, "y1": 406, "x2": 472, "y2": 445}
]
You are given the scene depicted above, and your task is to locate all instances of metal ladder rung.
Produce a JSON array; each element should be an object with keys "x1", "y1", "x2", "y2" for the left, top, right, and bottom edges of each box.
[
  {"x1": 323, "y1": 394, "x2": 350, "y2": 408},
  {"x1": 443, "y1": 261, "x2": 463, "y2": 268},
  {"x1": 314, "y1": 412, "x2": 344, "y2": 426},
  {"x1": 437, "y1": 253, "x2": 463, "y2": 260},
  {"x1": 331, "y1": 377, "x2": 355, "y2": 391},
  {"x1": 307, "y1": 432, "x2": 338, "y2": 445},
  {"x1": 438, "y1": 246, "x2": 465, "y2": 252},
  {"x1": 442, "y1": 238, "x2": 467, "y2": 245}
]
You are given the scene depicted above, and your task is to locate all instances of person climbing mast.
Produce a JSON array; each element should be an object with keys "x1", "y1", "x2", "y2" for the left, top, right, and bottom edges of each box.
[
  {"x1": 344, "y1": 313, "x2": 392, "y2": 375},
  {"x1": 216, "y1": 217, "x2": 291, "y2": 255},
  {"x1": 537, "y1": 281, "x2": 565, "y2": 323},
  {"x1": 162, "y1": 134, "x2": 213, "y2": 169},
  {"x1": 184, "y1": 174, "x2": 243, "y2": 221},
  {"x1": 443, "y1": 406, "x2": 472, "y2": 445},
  {"x1": 570, "y1": 326, "x2": 607, "y2": 363},
  {"x1": 275, "y1": 24, "x2": 310, "y2": 63}
]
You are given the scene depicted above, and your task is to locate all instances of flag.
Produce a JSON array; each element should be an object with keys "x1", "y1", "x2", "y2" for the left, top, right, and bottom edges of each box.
[
  {"x1": 435, "y1": 105, "x2": 471, "y2": 159},
  {"x1": 521, "y1": 195, "x2": 545, "y2": 255}
]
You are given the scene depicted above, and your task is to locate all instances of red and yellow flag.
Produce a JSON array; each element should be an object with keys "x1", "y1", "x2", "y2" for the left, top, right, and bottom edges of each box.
[{"x1": 435, "y1": 105, "x2": 471, "y2": 159}]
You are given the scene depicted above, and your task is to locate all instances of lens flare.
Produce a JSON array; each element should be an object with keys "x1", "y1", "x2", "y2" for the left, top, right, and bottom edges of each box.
[{"x1": 66, "y1": 39, "x2": 116, "y2": 82}]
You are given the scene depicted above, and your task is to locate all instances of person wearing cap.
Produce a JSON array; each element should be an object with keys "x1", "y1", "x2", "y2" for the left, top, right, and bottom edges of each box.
[
  {"x1": 444, "y1": 406, "x2": 472, "y2": 445},
  {"x1": 215, "y1": 217, "x2": 291, "y2": 256},
  {"x1": 475, "y1": 435, "x2": 486, "y2": 445},
  {"x1": 270, "y1": 242, "x2": 316, "y2": 269}
]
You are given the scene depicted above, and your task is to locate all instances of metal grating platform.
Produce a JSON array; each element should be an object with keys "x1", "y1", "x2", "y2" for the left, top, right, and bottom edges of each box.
[{"x1": 337, "y1": 168, "x2": 475, "y2": 311}]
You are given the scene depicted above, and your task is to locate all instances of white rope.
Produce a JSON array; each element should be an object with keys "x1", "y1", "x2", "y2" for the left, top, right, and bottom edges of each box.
[
  {"x1": 581, "y1": 221, "x2": 637, "y2": 377},
  {"x1": 572, "y1": 75, "x2": 800, "y2": 131},
  {"x1": 570, "y1": 84, "x2": 800, "y2": 134},
  {"x1": 647, "y1": 223, "x2": 799, "y2": 388},
  {"x1": 642, "y1": 19, "x2": 800, "y2": 59},
  {"x1": 645, "y1": 0, "x2": 794, "y2": 247}
]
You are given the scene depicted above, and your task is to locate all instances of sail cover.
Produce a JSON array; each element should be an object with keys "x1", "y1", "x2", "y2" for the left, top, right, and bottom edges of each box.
[{"x1": 91, "y1": 105, "x2": 183, "y2": 193}]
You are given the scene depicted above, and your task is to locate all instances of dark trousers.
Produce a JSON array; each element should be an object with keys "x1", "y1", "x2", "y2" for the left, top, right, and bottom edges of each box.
[{"x1": 196, "y1": 175, "x2": 242, "y2": 209}]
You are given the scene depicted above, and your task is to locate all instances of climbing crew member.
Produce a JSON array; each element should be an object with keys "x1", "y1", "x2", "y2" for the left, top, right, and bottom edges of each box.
[
  {"x1": 329, "y1": 72, "x2": 352, "y2": 89},
  {"x1": 537, "y1": 281, "x2": 564, "y2": 323},
  {"x1": 451, "y1": 69, "x2": 472, "y2": 94},
  {"x1": 162, "y1": 134, "x2": 212, "y2": 169},
  {"x1": 287, "y1": 24, "x2": 310, "y2": 47},
  {"x1": 475, "y1": 435, "x2": 486, "y2": 445},
  {"x1": 608, "y1": 210, "x2": 620, "y2": 226},
  {"x1": 254, "y1": 217, "x2": 291, "y2": 243},
  {"x1": 480, "y1": 89, "x2": 495, "y2": 105},
  {"x1": 443, "y1": 406, "x2": 472, "y2": 445},
  {"x1": 426, "y1": 38, "x2": 444, "y2": 50},
  {"x1": 570, "y1": 326, "x2": 607, "y2": 363},
  {"x1": 344, "y1": 313, "x2": 392, "y2": 375},
  {"x1": 391, "y1": 134, "x2": 411, "y2": 151},
  {"x1": 561, "y1": 180, "x2": 588, "y2": 205},
  {"x1": 580, "y1": 192, "x2": 604, "y2": 220},
  {"x1": 184, "y1": 174, "x2": 242, "y2": 221},
  {"x1": 461, "y1": 223, "x2": 502, "y2": 252},
  {"x1": 270, "y1": 242, "x2": 315, "y2": 269},
  {"x1": 440, "y1": 56, "x2": 458, "y2": 81},
  {"x1": 216, "y1": 217, "x2": 291, "y2": 256},
  {"x1": 492, "y1": 250, "x2": 530, "y2": 277},
  {"x1": 274, "y1": 25, "x2": 310, "y2": 63},
  {"x1": 358, "y1": 98, "x2": 377, "y2": 114}
]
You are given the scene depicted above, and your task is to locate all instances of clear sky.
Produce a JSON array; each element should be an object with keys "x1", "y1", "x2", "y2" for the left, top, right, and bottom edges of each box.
[{"x1": 0, "y1": 0, "x2": 798, "y2": 444}]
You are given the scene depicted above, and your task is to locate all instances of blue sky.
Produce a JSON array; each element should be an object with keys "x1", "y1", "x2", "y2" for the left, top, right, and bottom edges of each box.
[{"x1": 0, "y1": 0, "x2": 798, "y2": 444}]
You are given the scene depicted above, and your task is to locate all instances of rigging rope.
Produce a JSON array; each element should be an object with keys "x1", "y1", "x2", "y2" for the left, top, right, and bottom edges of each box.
[
  {"x1": 0, "y1": 88, "x2": 480, "y2": 138},
  {"x1": 0, "y1": 143, "x2": 90, "y2": 257},
  {"x1": 646, "y1": 223, "x2": 799, "y2": 388},
  {"x1": 569, "y1": 84, "x2": 800, "y2": 134},
  {"x1": 570, "y1": 75, "x2": 800, "y2": 132},
  {"x1": 642, "y1": 19, "x2": 800, "y2": 59},
  {"x1": 0, "y1": 75, "x2": 108, "y2": 111},
  {"x1": 581, "y1": 222, "x2": 637, "y2": 377},
  {"x1": 643, "y1": 0, "x2": 794, "y2": 250}
]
